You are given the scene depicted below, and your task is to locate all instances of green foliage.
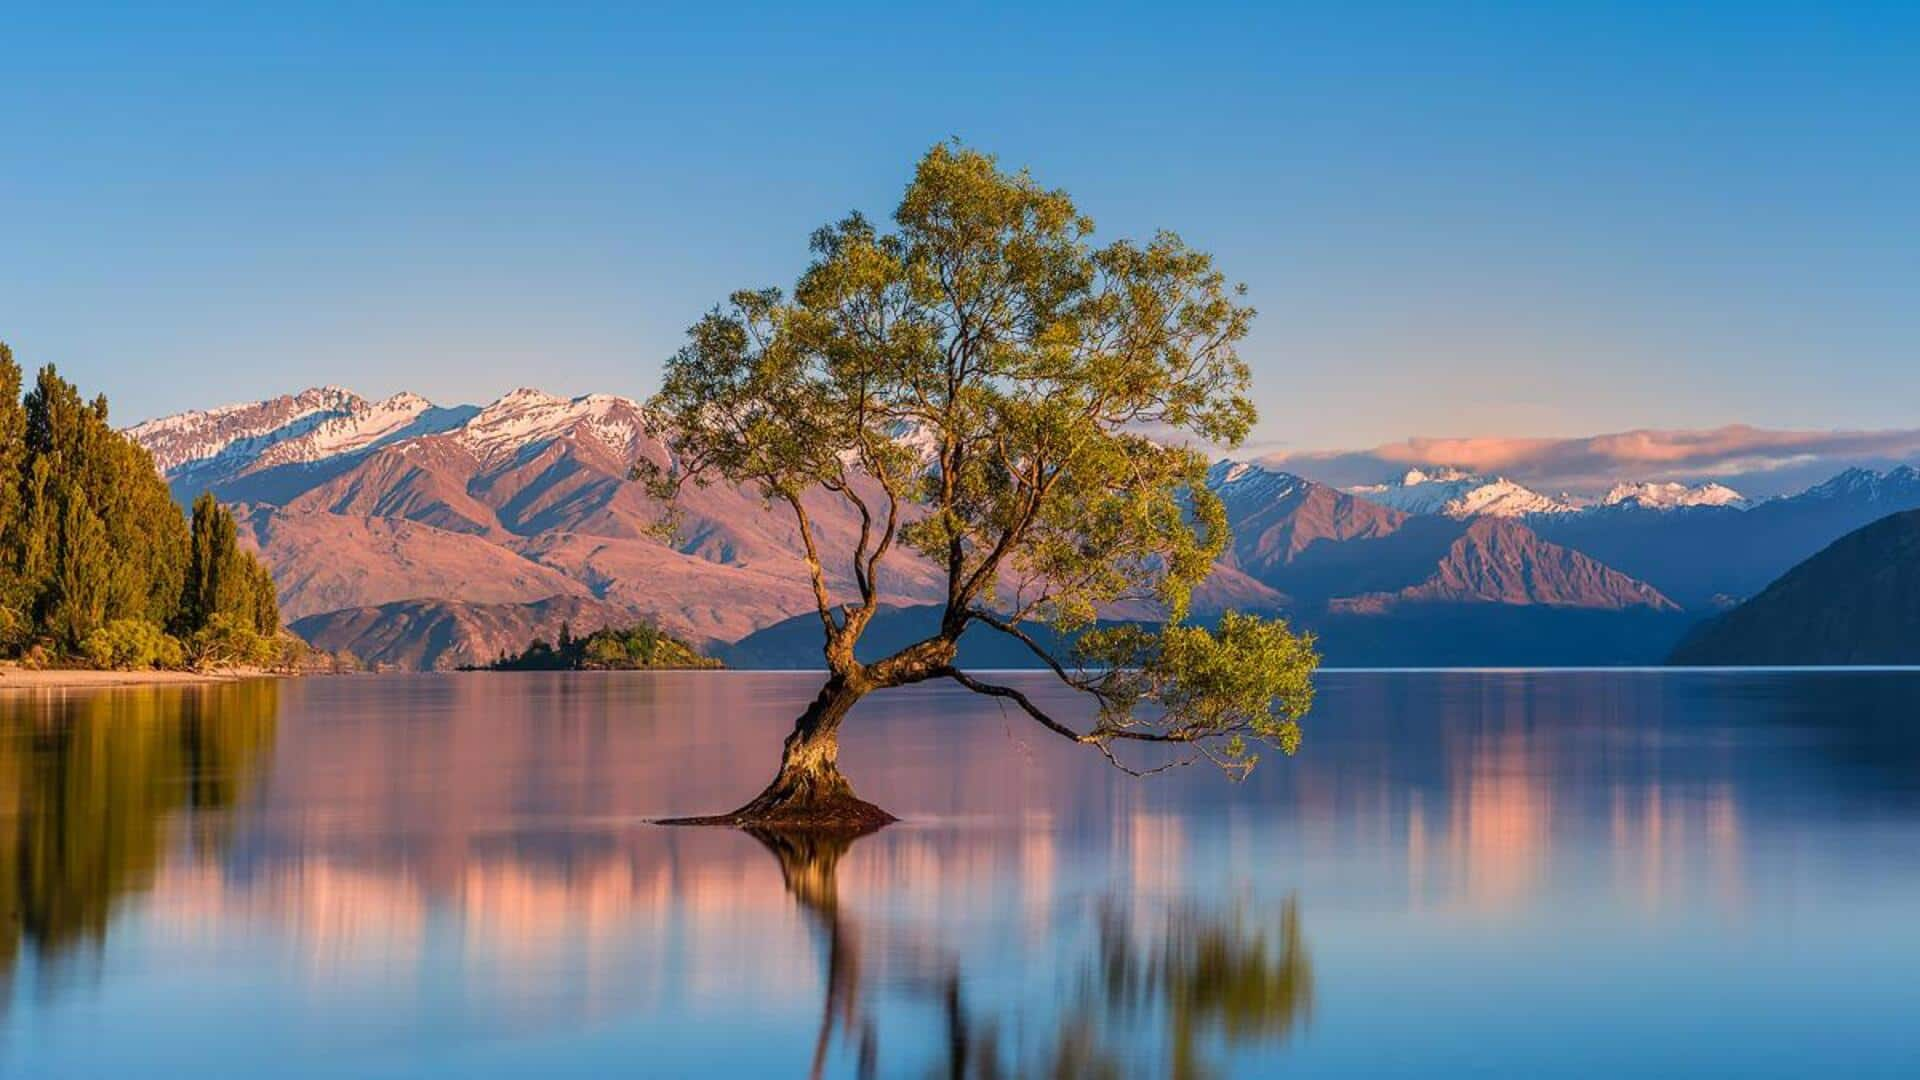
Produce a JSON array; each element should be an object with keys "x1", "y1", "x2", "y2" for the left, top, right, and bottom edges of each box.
[
  {"x1": 1078, "y1": 611, "x2": 1317, "y2": 776},
  {"x1": 0, "y1": 343, "x2": 281, "y2": 666},
  {"x1": 180, "y1": 493, "x2": 280, "y2": 637},
  {"x1": 22, "y1": 366, "x2": 192, "y2": 639},
  {"x1": 646, "y1": 143, "x2": 1318, "y2": 777},
  {"x1": 80, "y1": 618, "x2": 186, "y2": 671},
  {"x1": 185, "y1": 613, "x2": 282, "y2": 669},
  {"x1": 0, "y1": 344, "x2": 26, "y2": 621},
  {"x1": 484, "y1": 621, "x2": 721, "y2": 671}
]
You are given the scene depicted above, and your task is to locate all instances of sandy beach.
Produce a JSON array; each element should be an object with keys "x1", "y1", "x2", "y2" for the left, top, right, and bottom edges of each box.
[{"x1": 0, "y1": 664, "x2": 281, "y2": 691}]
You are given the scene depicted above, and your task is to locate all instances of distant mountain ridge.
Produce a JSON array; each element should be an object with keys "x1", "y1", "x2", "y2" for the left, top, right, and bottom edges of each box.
[
  {"x1": 128, "y1": 387, "x2": 1920, "y2": 668},
  {"x1": 1671, "y1": 509, "x2": 1920, "y2": 665},
  {"x1": 1531, "y1": 465, "x2": 1920, "y2": 610},
  {"x1": 1208, "y1": 462, "x2": 1675, "y2": 613},
  {"x1": 1343, "y1": 467, "x2": 1751, "y2": 518},
  {"x1": 1596, "y1": 480, "x2": 1749, "y2": 511},
  {"x1": 1348, "y1": 467, "x2": 1578, "y2": 518}
]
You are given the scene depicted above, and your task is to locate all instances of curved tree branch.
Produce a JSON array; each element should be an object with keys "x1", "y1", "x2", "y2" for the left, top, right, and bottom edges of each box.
[
  {"x1": 941, "y1": 667, "x2": 1088, "y2": 744},
  {"x1": 941, "y1": 667, "x2": 1202, "y2": 778},
  {"x1": 781, "y1": 490, "x2": 841, "y2": 645},
  {"x1": 964, "y1": 608, "x2": 1110, "y2": 698}
]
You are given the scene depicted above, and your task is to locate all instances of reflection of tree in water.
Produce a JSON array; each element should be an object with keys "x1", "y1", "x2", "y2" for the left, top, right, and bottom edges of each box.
[
  {"x1": 753, "y1": 827, "x2": 1312, "y2": 1079},
  {"x1": 1080, "y1": 897, "x2": 1313, "y2": 1079},
  {"x1": 750, "y1": 828, "x2": 879, "y2": 1079},
  {"x1": 0, "y1": 682, "x2": 278, "y2": 986}
]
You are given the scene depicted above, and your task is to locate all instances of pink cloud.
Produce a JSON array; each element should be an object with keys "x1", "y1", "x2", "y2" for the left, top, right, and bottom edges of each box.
[{"x1": 1269, "y1": 424, "x2": 1920, "y2": 496}]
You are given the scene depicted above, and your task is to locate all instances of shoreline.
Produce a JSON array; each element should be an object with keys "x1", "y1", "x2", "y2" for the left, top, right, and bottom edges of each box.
[{"x1": 0, "y1": 664, "x2": 283, "y2": 691}]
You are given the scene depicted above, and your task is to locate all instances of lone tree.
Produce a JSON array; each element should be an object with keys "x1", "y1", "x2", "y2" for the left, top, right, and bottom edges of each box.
[{"x1": 644, "y1": 144, "x2": 1317, "y2": 830}]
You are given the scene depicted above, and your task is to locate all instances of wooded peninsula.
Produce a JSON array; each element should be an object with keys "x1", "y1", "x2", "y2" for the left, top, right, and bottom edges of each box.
[{"x1": 0, "y1": 342, "x2": 286, "y2": 672}]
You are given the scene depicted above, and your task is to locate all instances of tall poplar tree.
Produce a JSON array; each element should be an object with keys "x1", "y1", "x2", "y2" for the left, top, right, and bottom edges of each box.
[
  {"x1": 179, "y1": 493, "x2": 280, "y2": 637},
  {"x1": 0, "y1": 346, "x2": 27, "y2": 643}
]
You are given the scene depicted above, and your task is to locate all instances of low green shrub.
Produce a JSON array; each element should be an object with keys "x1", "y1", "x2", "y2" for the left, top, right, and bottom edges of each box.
[
  {"x1": 186, "y1": 614, "x2": 281, "y2": 669},
  {"x1": 81, "y1": 618, "x2": 186, "y2": 670}
]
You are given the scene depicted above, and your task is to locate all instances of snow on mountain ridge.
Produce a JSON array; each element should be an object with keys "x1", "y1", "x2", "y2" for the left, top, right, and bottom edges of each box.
[
  {"x1": 251, "y1": 392, "x2": 442, "y2": 468},
  {"x1": 1599, "y1": 480, "x2": 1748, "y2": 511},
  {"x1": 1206, "y1": 460, "x2": 1308, "y2": 504},
  {"x1": 1398, "y1": 466, "x2": 1475, "y2": 486},
  {"x1": 1796, "y1": 464, "x2": 1920, "y2": 502},
  {"x1": 453, "y1": 389, "x2": 653, "y2": 464},
  {"x1": 127, "y1": 386, "x2": 367, "y2": 472},
  {"x1": 131, "y1": 385, "x2": 661, "y2": 482},
  {"x1": 1345, "y1": 469, "x2": 1760, "y2": 518},
  {"x1": 1348, "y1": 469, "x2": 1576, "y2": 518}
]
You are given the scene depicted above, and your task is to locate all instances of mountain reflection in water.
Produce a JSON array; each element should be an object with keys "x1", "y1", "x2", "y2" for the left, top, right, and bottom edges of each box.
[{"x1": 4, "y1": 670, "x2": 1919, "y2": 1077}]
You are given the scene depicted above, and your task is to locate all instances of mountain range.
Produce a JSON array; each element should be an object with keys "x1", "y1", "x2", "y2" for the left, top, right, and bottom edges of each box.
[
  {"x1": 1671, "y1": 509, "x2": 1920, "y2": 665},
  {"x1": 127, "y1": 387, "x2": 1920, "y2": 669}
]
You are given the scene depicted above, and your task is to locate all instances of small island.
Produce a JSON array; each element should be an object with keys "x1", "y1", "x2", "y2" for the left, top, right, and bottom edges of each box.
[{"x1": 474, "y1": 622, "x2": 722, "y2": 672}]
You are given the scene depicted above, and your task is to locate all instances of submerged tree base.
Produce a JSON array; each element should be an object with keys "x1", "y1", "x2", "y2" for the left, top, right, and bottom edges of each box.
[
  {"x1": 659, "y1": 798, "x2": 898, "y2": 833},
  {"x1": 658, "y1": 761, "x2": 898, "y2": 833}
]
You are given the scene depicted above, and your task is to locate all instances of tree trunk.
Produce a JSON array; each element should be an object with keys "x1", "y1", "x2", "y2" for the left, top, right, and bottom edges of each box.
[{"x1": 663, "y1": 676, "x2": 896, "y2": 831}]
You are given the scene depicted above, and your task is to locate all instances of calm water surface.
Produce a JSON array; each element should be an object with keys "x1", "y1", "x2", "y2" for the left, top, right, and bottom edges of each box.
[{"x1": 2, "y1": 670, "x2": 1918, "y2": 1077}]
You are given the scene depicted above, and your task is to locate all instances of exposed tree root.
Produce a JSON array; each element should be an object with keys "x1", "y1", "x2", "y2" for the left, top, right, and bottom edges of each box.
[{"x1": 658, "y1": 759, "x2": 897, "y2": 833}]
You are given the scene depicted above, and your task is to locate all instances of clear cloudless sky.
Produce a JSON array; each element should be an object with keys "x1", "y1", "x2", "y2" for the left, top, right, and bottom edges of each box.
[{"x1": 3, "y1": 1, "x2": 1916, "y2": 452}]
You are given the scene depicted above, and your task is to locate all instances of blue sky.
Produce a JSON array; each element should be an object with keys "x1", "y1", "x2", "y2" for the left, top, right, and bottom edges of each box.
[{"x1": 3, "y1": 2, "x2": 1917, "y2": 462}]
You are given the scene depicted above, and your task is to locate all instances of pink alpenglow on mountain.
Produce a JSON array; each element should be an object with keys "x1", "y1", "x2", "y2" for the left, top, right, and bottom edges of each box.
[{"x1": 129, "y1": 388, "x2": 1920, "y2": 668}]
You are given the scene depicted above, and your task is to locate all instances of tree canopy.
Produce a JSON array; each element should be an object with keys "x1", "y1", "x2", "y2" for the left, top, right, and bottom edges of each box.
[{"x1": 645, "y1": 144, "x2": 1316, "y2": 803}]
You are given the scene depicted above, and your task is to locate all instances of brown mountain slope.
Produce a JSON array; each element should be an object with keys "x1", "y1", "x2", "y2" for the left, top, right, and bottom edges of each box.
[
  {"x1": 291, "y1": 596, "x2": 647, "y2": 671},
  {"x1": 1208, "y1": 465, "x2": 1675, "y2": 614},
  {"x1": 1330, "y1": 518, "x2": 1679, "y2": 614},
  {"x1": 1211, "y1": 464, "x2": 1408, "y2": 584},
  {"x1": 509, "y1": 532, "x2": 877, "y2": 645},
  {"x1": 283, "y1": 440, "x2": 502, "y2": 537},
  {"x1": 245, "y1": 510, "x2": 591, "y2": 620},
  {"x1": 173, "y1": 389, "x2": 950, "y2": 659}
]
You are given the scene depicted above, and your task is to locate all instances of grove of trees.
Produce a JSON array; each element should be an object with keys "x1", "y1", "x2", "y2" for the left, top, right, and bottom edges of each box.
[
  {"x1": 0, "y1": 342, "x2": 282, "y2": 668},
  {"x1": 482, "y1": 620, "x2": 721, "y2": 671}
]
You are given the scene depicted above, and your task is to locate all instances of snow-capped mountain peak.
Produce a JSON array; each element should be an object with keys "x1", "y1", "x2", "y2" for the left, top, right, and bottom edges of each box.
[
  {"x1": 454, "y1": 388, "x2": 651, "y2": 463},
  {"x1": 1598, "y1": 480, "x2": 1748, "y2": 511},
  {"x1": 494, "y1": 387, "x2": 566, "y2": 409},
  {"x1": 250, "y1": 391, "x2": 446, "y2": 469},
  {"x1": 1796, "y1": 465, "x2": 1920, "y2": 502},
  {"x1": 129, "y1": 384, "x2": 660, "y2": 487},
  {"x1": 127, "y1": 386, "x2": 368, "y2": 473},
  {"x1": 1348, "y1": 469, "x2": 1574, "y2": 518},
  {"x1": 1398, "y1": 465, "x2": 1475, "y2": 486},
  {"x1": 1207, "y1": 460, "x2": 1308, "y2": 504}
]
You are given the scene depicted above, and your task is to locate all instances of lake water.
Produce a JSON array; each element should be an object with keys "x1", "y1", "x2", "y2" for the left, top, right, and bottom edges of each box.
[{"x1": 2, "y1": 670, "x2": 1918, "y2": 1077}]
